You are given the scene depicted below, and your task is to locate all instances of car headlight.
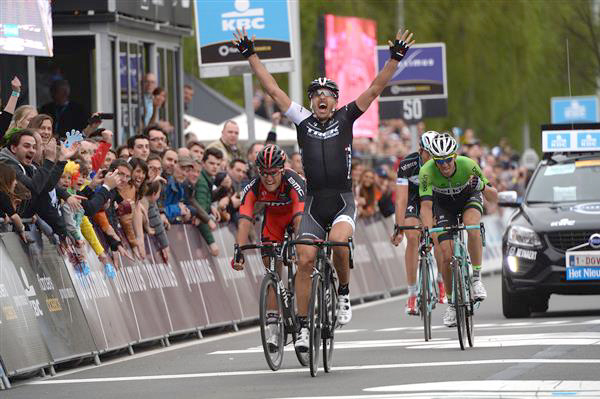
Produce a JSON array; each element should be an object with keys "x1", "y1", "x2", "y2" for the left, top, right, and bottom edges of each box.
[{"x1": 507, "y1": 225, "x2": 542, "y2": 248}]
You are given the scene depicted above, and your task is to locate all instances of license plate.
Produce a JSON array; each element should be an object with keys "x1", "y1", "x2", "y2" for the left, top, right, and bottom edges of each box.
[{"x1": 566, "y1": 251, "x2": 600, "y2": 280}]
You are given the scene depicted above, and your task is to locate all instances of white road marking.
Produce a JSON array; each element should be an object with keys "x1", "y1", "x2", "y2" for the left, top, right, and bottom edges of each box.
[
  {"x1": 336, "y1": 329, "x2": 367, "y2": 334},
  {"x1": 27, "y1": 360, "x2": 600, "y2": 385},
  {"x1": 378, "y1": 319, "x2": 592, "y2": 332},
  {"x1": 210, "y1": 332, "x2": 600, "y2": 354}
]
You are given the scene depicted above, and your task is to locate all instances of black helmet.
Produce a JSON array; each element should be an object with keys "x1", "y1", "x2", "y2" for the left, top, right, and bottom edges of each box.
[
  {"x1": 307, "y1": 77, "x2": 339, "y2": 99},
  {"x1": 256, "y1": 144, "x2": 287, "y2": 170}
]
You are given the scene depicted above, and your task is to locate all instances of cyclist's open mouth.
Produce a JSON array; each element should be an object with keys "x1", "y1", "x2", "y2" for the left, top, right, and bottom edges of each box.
[{"x1": 318, "y1": 102, "x2": 327, "y2": 110}]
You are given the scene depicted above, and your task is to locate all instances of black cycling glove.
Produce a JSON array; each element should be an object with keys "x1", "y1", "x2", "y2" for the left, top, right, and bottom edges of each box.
[
  {"x1": 236, "y1": 35, "x2": 255, "y2": 58},
  {"x1": 389, "y1": 39, "x2": 410, "y2": 61}
]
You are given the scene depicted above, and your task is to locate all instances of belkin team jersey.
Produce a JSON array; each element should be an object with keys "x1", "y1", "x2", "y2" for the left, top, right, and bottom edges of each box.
[
  {"x1": 285, "y1": 101, "x2": 363, "y2": 195},
  {"x1": 418, "y1": 155, "x2": 490, "y2": 202}
]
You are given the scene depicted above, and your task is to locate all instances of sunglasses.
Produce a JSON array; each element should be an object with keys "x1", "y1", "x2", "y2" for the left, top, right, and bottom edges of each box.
[
  {"x1": 259, "y1": 169, "x2": 282, "y2": 178},
  {"x1": 311, "y1": 88, "x2": 335, "y2": 98},
  {"x1": 434, "y1": 155, "x2": 455, "y2": 165}
]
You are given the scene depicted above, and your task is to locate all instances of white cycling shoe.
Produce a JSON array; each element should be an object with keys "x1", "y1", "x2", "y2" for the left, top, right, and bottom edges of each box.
[
  {"x1": 266, "y1": 323, "x2": 280, "y2": 353},
  {"x1": 443, "y1": 305, "x2": 457, "y2": 327},
  {"x1": 472, "y1": 279, "x2": 487, "y2": 301},
  {"x1": 337, "y1": 294, "x2": 352, "y2": 325},
  {"x1": 295, "y1": 327, "x2": 309, "y2": 352}
]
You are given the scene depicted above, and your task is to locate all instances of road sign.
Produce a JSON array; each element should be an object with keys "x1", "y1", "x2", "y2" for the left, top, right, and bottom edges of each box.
[
  {"x1": 195, "y1": 0, "x2": 294, "y2": 77},
  {"x1": 551, "y1": 96, "x2": 599, "y2": 124},
  {"x1": 376, "y1": 43, "x2": 447, "y2": 119}
]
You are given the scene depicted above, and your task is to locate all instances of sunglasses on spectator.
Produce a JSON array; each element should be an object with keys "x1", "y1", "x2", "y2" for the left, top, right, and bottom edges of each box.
[
  {"x1": 259, "y1": 169, "x2": 282, "y2": 178},
  {"x1": 312, "y1": 89, "x2": 335, "y2": 98},
  {"x1": 434, "y1": 155, "x2": 456, "y2": 165}
]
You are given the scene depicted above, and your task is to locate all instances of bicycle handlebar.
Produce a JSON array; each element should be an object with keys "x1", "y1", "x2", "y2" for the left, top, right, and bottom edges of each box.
[{"x1": 287, "y1": 239, "x2": 353, "y2": 248}]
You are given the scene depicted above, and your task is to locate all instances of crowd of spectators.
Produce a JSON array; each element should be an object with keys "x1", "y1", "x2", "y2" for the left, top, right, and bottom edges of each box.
[{"x1": 0, "y1": 75, "x2": 530, "y2": 278}]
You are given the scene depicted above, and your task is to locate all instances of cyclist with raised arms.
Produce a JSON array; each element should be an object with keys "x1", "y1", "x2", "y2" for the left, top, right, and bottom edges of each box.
[
  {"x1": 418, "y1": 133, "x2": 498, "y2": 326},
  {"x1": 232, "y1": 144, "x2": 305, "y2": 349},
  {"x1": 391, "y1": 131, "x2": 447, "y2": 315},
  {"x1": 232, "y1": 26, "x2": 415, "y2": 351}
]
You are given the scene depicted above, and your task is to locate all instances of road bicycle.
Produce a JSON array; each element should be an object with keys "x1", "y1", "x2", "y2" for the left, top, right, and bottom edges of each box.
[
  {"x1": 429, "y1": 220, "x2": 485, "y2": 350},
  {"x1": 289, "y1": 235, "x2": 354, "y2": 377},
  {"x1": 234, "y1": 234, "x2": 308, "y2": 371},
  {"x1": 394, "y1": 225, "x2": 439, "y2": 341}
]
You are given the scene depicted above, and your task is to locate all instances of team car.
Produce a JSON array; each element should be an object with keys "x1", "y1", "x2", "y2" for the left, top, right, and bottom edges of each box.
[{"x1": 499, "y1": 124, "x2": 600, "y2": 318}]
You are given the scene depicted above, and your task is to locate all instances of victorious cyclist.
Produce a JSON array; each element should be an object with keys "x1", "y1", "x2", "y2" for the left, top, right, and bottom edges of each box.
[
  {"x1": 233, "y1": 27, "x2": 415, "y2": 351},
  {"x1": 418, "y1": 133, "x2": 498, "y2": 327},
  {"x1": 391, "y1": 131, "x2": 447, "y2": 315},
  {"x1": 232, "y1": 145, "x2": 305, "y2": 349}
]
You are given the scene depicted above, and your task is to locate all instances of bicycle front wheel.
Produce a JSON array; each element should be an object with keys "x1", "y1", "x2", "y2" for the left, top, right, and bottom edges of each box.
[
  {"x1": 420, "y1": 257, "x2": 432, "y2": 341},
  {"x1": 308, "y1": 274, "x2": 322, "y2": 377},
  {"x1": 452, "y1": 260, "x2": 467, "y2": 350},
  {"x1": 323, "y1": 271, "x2": 337, "y2": 372},
  {"x1": 465, "y1": 268, "x2": 475, "y2": 348},
  {"x1": 259, "y1": 276, "x2": 285, "y2": 371}
]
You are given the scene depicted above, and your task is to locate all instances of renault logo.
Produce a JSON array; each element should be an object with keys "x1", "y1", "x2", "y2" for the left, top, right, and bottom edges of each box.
[{"x1": 589, "y1": 233, "x2": 600, "y2": 249}]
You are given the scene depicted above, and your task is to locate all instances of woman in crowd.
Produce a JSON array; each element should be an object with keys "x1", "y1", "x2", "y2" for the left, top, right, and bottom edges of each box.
[
  {"x1": 8, "y1": 105, "x2": 37, "y2": 131},
  {"x1": 0, "y1": 163, "x2": 31, "y2": 243},
  {"x1": 355, "y1": 168, "x2": 381, "y2": 218},
  {"x1": 28, "y1": 114, "x2": 54, "y2": 144}
]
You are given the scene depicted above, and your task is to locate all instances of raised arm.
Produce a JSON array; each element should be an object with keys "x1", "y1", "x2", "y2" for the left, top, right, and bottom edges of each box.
[
  {"x1": 232, "y1": 28, "x2": 291, "y2": 112},
  {"x1": 356, "y1": 29, "x2": 415, "y2": 112}
]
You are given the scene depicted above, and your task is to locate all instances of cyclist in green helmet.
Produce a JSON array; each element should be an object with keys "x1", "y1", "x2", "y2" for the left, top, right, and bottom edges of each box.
[{"x1": 418, "y1": 133, "x2": 498, "y2": 327}]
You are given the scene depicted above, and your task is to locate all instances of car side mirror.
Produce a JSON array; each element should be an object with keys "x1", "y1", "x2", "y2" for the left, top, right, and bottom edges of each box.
[{"x1": 498, "y1": 190, "x2": 520, "y2": 207}]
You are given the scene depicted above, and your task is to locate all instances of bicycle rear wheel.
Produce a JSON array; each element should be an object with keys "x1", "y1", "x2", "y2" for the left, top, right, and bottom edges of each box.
[
  {"x1": 323, "y1": 270, "x2": 336, "y2": 372},
  {"x1": 259, "y1": 276, "x2": 285, "y2": 370},
  {"x1": 419, "y1": 257, "x2": 432, "y2": 341},
  {"x1": 308, "y1": 274, "x2": 322, "y2": 377},
  {"x1": 452, "y1": 260, "x2": 467, "y2": 350}
]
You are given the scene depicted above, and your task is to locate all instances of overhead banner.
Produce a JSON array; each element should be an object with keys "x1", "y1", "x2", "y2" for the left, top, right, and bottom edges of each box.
[
  {"x1": 195, "y1": 0, "x2": 293, "y2": 77},
  {"x1": 0, "y1": 0, "x2": 53, "y2": 57},
  {"x1": 377, "y1": 43, "x2": 448, "y2": 120},
  {"x1": 324, "y1": 14, "x2": 378, "y2": 138}
]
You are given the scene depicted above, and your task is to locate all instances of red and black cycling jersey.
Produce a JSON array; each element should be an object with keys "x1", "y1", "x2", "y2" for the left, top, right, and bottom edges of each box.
[
  {"x1": 239, "y1": 169, "x2": 306, "y2": 221},
  {"x1": 285, "y1": 101, "x2": 363, "y2": 195}
]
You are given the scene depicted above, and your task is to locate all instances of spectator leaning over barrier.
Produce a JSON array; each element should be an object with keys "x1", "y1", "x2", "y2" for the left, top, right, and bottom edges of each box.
[
  {"x1": 79, "y1": 129, "x2": 113, "y2": 175},
  {"x1": 246, "y1": 141, "x2": 264, "y2": 180},
  {"x1": 143, "y1": 180, "x2": 170, "y2": 262},
  {"x1": 147, "y1": 153, "x2": 165, "y2": 183},
  {"x1": 144, "y1": 124, "x2": 169, "y2": 155},
  {"x1": 225, "y1": 158, "x2": 248, "y2": 225},
  {"x1": 187, "y1": 140, "x2": 205, "y2": 162},
  {"x1": 141, "y1": 73, "x2": 157, "y2": 127},
  {"x1": 207, "y1": 120, "x2": 244, "y2": 165},
  {"x1": 183, "y1": 157, "x2": 210, "y2": 226},
  {"x1": 39, "y1": 79, "x2": 87, "y2": 136},
  {"x1": 375, "y1": 167, "x2": 395, "y2": 218},
  {"x1": 127, "y1": 134, "x2": 150, "y2": 161},
  {"x1": 163, "y1": 155, "x2": 194, "y2": 225},
  {"x1": 112, "y1": 159, "x2": 143, "y2": 259},
  {"x1": 195, "y1": 147, "x2": 222, "y2": 256},
  {"x1": 129, "y1": 157, "x2": 150, "y2": 258},
  {"x1": 0, "y1": 162, "x2": 31, "y2": 243},
  {"x1": 161, "y1": 148, "x2": 178, "y2": 179},
  {"x1": 1, "y1": 77, "x2": 22, "y2": 138},
  {"x1": 0, "y1": 129, "x2": 81, "y2": 239}
]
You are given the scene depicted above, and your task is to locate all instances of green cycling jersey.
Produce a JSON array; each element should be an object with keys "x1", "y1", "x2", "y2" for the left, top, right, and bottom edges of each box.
[{"x1": 418, "y1": 155, "x2": 489, "y2": 201}]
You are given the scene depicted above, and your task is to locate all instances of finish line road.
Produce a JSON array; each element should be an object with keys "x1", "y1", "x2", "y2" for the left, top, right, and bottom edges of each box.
[{"x1": 5, "y1": 274, "x2": 600, "y2": 399}]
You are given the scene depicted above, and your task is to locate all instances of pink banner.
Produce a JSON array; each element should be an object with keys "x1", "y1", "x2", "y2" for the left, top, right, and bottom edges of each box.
[{"x1": 325, "y1": 14, "x2": 378, "y2": 138}]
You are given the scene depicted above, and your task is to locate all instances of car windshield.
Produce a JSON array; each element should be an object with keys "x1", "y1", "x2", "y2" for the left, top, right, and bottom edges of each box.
[{"x1": 526, "y1": 160, "x2": 600, "y2": 204}]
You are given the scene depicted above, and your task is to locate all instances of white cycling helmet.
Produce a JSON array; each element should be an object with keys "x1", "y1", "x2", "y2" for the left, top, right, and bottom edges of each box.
[
  {"x1": 429, "y1": 132, "x2": 458, "y2": 157},
  {"x1": 419, "y1": 131, "x2": 438, "y2": 153}
]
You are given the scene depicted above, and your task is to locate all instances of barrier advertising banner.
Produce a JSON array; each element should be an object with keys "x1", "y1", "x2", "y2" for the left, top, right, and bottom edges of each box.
[
  {"x1": 0, "y1": 236, "x2": 52, "y2": 376},
  {"x1": 1, "y1": 231, "x2": 97, "y2": 363}
]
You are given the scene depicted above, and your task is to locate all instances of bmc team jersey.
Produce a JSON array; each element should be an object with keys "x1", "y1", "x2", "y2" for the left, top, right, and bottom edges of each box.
[
  {"x1": 396, "y1": 151, "x2": 422, "y2": 218},
  {"x1": 284, "y1": 101, "x2": 363, "y2": 195},
  {"x1": 239, "y1": 169, "x2": 305, "y2": 243},
  {"x1": 418, "y1": 155, "x2": 490, "y2": 203}
]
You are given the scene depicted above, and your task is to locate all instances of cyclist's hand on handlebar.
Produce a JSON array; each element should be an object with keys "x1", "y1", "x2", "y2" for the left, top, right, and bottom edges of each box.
[
  {"x1": 231, "y1": 257, "x2": 245, "y2": 271},
  {"x1": 391, "y1": 230, "x2": 403, "y2": 246}
]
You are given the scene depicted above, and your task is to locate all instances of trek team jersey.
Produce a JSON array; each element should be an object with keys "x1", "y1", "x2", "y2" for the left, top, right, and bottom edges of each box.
[
  {"x1": 418, "y1": 155, "x2": 490, "y2": 203},
  {"x1": 396, "y1": 151, "x2": 421, "y2": 196},
  {"x1": 284, "y1": 101, "x2": 363, "y2": 195}
]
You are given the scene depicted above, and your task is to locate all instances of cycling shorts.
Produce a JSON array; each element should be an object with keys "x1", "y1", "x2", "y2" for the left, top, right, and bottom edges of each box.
[
  {"x1": 298, "y1": 191, "x2": 356, "y2": 240},
  {"x1": 434, "y1": 191, "x2": 483, "y2": 242}
]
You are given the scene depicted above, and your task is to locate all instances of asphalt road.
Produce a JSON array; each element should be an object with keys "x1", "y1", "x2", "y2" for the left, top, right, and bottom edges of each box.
[{"x1": 5, "y1": 273, "x2": 600, "y2": 398}]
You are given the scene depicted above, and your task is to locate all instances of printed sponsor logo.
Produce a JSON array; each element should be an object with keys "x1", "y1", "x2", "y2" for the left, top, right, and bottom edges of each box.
[
  {"x1": 287, "y1": 176, "x2": 305, "y2": 197},
  {"x1": 515, "y1": 248, "x2": 537, "y2": 260},
  {"x1": 550, "y1": 218, "x2": 575, "y2": 227},
  {"x1": 401, "y1": 161, "x2": 417, "y2": 171},
  {"x1": 221, "y1": 0, "x2": 265, "y2": 32},
  {"x1": 571, "y1": 203, "x2": 600, "y2": 215},
  {"x1": 589, "y1": 233, "x2": 600, "y2": 249}
]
